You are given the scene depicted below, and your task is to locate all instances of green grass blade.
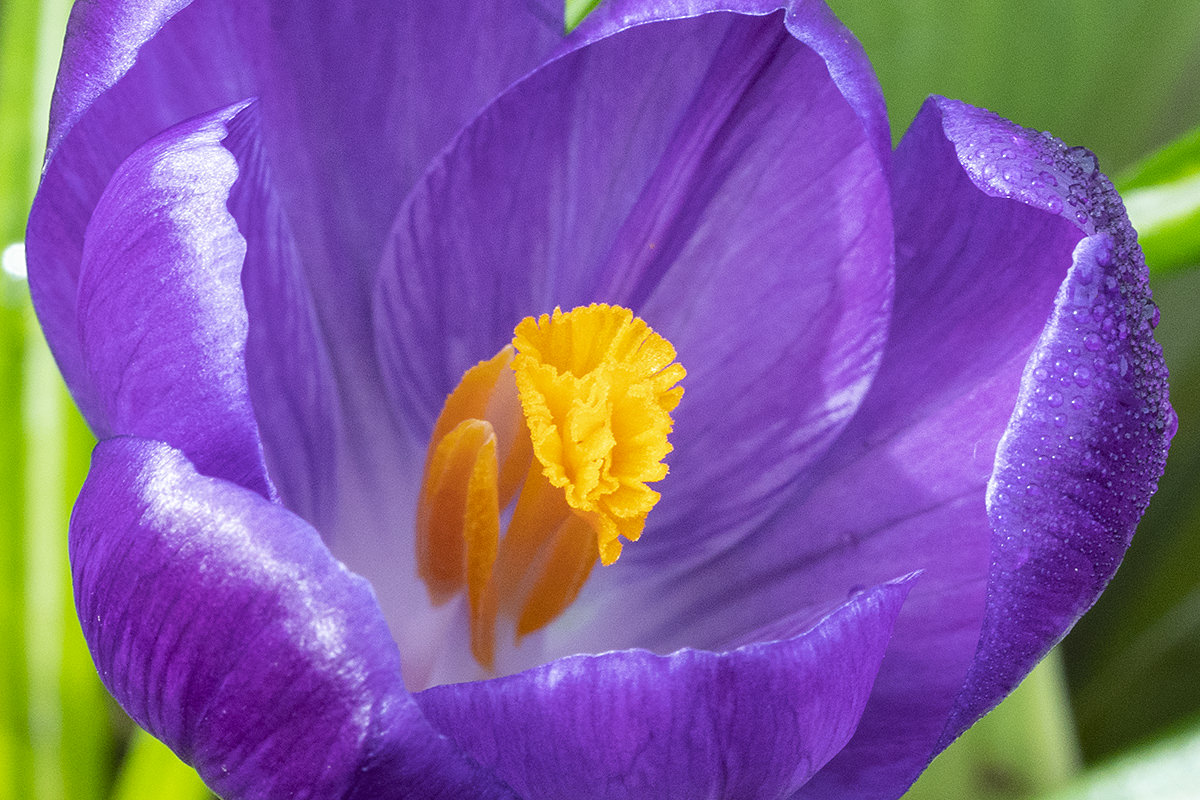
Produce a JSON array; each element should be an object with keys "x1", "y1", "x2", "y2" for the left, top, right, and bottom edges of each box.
[
  {"x1": 0, "y1": 286, "x2": 30, "y2": 800},
  {"x1": 1117, "y1": 126, "x2": 1200, "y2": 276},
  {"x1": 0, "y1": 0, "x2": 50, "y2": 796},
  {"x1": 3, "y1": 0, "x2": 117, "y2": 797},
  {"x1": 0, "y1": 0, "x2": 40, "y2": 240}
]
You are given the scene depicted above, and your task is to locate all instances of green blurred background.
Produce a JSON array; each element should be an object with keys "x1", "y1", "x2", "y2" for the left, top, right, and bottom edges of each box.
[{"x1": 2, "y1": 1, "x2": 1199, "y2": 797}]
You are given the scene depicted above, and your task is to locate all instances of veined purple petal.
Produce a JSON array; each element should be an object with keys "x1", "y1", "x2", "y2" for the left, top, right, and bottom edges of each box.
[
  {"x1": 29, "y1": 0, "x2": 250, "y2": 427},
  {"x1": 73, "y1": 436, "x2": 517, "y2": 800},
  {"x1": 29, "y1": 0, "x2": 566, "y2": 421},
  {"x1": 795, "y1": 99, "x2": 1169, "y2": 798},
  {"x1": 566, "y1": 0, "x2": 891, "y2": 167},
  {"x1": 551, "y1": 94, "x2": 1170, "y2": 799},
  {"x1": 373, "y1": 8, "x2": 893, "y2": 590},
  {"x1": 222, "y1": 103, "x2": 343, "y2": 528},
  {"x1": 416, "y1": 578, "x2": 911, "y2": 800},
  {"x1": 235, "y1": 0, "x2": 563, "y2": 364},
  {"x1": 44, "y1": 0, "x2": 193, "y2": 162},
  {"x1": 931, "y1": 96, "x2": 1173, "y2": 745},
  {"x1": 77, "y1": 102, "x2": 272, "y2": 498}
]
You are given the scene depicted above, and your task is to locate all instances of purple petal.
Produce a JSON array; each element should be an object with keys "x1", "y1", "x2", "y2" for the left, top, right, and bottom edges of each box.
[
  {"x1": 794, "y1": 99, "x2": 1170, "y2": 798},
  {"x1": 73, "y1": 436, "x2": 517, "y2": 800},
  {"x1": 929, "y1": 96, "x2": 1173, "y2": 745},
  {"x1": 29, "y1": 0, "x2": 565, "y2": 418},
  {"x1": 567, "y1": 0, "x2": 891, "y2": 167},
  {"x1": 76, "y1": 103, "x2": 272, "y2": 498},
  {"x1": 415, "y1": 578, "x2": 911, "y2": 800},
  {"x1": 373, "y1": 7, "x2": 892, "y2": 570},
  {"x1": 29, "y1": 0, "x2": 251, "y2": 425},
  {"x1": 44, "y1": 0, "x2": 192, "y2": 163},
  {"x1": 222, "y1": 103, "x2": 344, "y2": 527},
  {"x1": 236, "y1": 0, "x2": 563, "y2": 360},
  {"x1": 563, "y1": 95, "x2": 1170, "y2": 799}
]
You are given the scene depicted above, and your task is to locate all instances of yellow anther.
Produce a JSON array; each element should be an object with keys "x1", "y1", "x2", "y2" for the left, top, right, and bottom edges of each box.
[
  {"x1": 414, "y1": 304, "x2": 684, "y2": 670},
  {"x1": 513, "y1": 304, "x2": 685, "y2": 564},
  {"x1": 414, "y1": 418, "x2": 499, "y2": 604}
]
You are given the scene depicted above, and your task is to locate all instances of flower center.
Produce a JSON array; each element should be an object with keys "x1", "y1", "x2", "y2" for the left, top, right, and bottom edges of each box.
[{"x1": 415, "y1": 304, "x2": 685, "y2": 670}]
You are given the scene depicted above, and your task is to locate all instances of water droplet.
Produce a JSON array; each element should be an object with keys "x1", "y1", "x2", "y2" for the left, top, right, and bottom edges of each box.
[
  {"x1": 1085, "y1": 333, "x2": 1103, "y2": 351},
  {"x1": 1039, "y1": 171, "x2": 1058, "y2": 187},
  {"x1": 1067, "y1": 146, "x2": 1098, "y2": 176},
  {"x1": 1073, "y1": 366, "x2": 1091, "y2": 387},
  {"x1": 1148, "y1": 302, "x2": 1161, "y2": 328},
  {"x1": 1071, "y1": 395, "x2": 1087, "y2": 410},
  {"x1": 1046, "y1": 195, "x2": 1063, "y2": 214},
  {"x1": 1047, "y1": 392, "x2": 1064, "y2": 408},
  {"x1": 1033, "y1": 366, "x2": 1050, "y2": 381},
  {"x1": 1053, "y1": 413, "x2": 1067, "y2": 428}
]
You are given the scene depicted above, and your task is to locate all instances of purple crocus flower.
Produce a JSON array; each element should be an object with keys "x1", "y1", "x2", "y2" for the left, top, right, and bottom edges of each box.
[{"x1": 27, "y1": 0, "x2": 1172, "y2": 798}]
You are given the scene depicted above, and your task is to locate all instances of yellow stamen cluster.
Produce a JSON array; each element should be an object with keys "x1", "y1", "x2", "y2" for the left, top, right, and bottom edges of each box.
[
  {"x1": 414, "y1": 304, "x2": 684, "y2": 670},
  {"x1": 512, "y1": 304, "x2": 685, "y2": 564}
]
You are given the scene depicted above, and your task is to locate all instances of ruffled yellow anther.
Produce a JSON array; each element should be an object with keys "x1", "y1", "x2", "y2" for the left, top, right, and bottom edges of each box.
[
  {"x1": 512, "y1": 304, "x2": 685, "y2": 564},
  {"x1": 415, "y1": 304, "x2": 684, "y2": 671}
]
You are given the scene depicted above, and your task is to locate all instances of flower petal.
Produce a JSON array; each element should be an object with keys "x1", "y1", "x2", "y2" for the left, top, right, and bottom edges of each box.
[
  {"x1": 29, "y1": 0, "x2": 566, "y2": 419},
  {"x1": 373, "y1": 6, "x2": 893, "y2": 574},
  {"x1": 44, "y1": 0, "x2": 192, "y2": 163},
  {"x1": 415, "y1": 578, "x2": 911, "y2": 800},
  {"x1": 929, "y1": 96, "x2": 1173, "y2": 744},
  {"x1": 794, "y1": 98, "x2": 1170, "y2": 798},
  {"x1": 222, "y1": 103, "x2": 344, "y2": 527},
  {"x1": 569, "y1": 96, "x2": 1171, "y2": 799},
  {"x1": 77, "y1": 102, "x2": 272, "y2": 498},
  {"x1": 29, "y1": 0, "x2": 249, "y2": 425},
  {"x1": 73, "y1": 436, "x2": 517, "y2": 800},
  {"x1": 567, "y1": 0, "x2": 891, "y2": 166},
  {"x1": 235, "y1": 0, "x2": 564, "y2": 356}
]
